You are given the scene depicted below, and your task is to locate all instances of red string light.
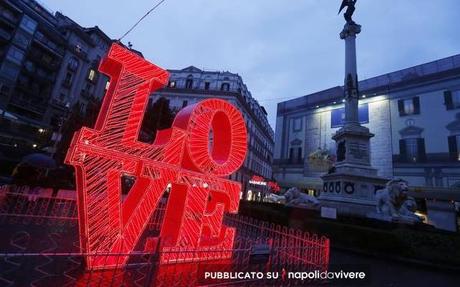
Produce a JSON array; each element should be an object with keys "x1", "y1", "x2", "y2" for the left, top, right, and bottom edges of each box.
[{"x1": 66, "y1": 43, "x2": 247, "y2": 269}]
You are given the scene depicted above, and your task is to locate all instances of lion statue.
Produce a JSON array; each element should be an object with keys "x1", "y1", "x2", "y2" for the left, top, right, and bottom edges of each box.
[
  {"x1": 374, "y1": 179, "x2": 422, "y2": 221},
  {"x1": 267, "y1": 187, "x2": 319, "y2": 207}
]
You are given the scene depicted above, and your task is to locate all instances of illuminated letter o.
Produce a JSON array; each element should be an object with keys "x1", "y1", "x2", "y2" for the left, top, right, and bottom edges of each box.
[{"x1": 173, "y1": 99, "x2": 247, "y2": 176}]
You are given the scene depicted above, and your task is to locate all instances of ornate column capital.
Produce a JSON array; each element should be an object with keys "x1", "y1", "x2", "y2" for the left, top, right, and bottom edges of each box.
[{"x1": 340, "y1": 22, "x2": 362, "y2": 39}]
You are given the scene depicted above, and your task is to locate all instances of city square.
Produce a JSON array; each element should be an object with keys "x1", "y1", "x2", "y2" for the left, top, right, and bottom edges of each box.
[{"x1": 0, "y1": 0, "x2": 459, "y2": 286}]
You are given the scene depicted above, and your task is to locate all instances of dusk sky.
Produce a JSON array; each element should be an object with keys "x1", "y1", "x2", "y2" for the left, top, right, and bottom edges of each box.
[{"x1": 41, "y1": 0, "x2": 459, "y2": 129}]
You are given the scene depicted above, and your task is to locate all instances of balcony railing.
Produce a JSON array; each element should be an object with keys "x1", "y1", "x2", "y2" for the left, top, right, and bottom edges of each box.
[
  {"x1": 273, "y1": 158, "x2": 305, "y2": 166},
  {"x1": 393, "y1": 153, "x2": 460, "y2": 164},
  {"x1": 28, "y1": 49, "x2": 61, "y2": 71},
  {"x1": 0, "y1": 118, "x2": 44, "y2": 140},
  {"x1": 33, "y1": 33, "x2": 65, "y2": 56},
  {"x1": 0, "y1": 10, "x2": 19, "y2": 26}
]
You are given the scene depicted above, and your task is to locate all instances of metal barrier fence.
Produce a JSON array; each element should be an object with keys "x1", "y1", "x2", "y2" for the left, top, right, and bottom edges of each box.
[
  {"x1": 0, "y1": 187, "x2": 330, "y2": 286},
  {"x1": 0, "y1": 189, "x2": 77, "y2": 224}
]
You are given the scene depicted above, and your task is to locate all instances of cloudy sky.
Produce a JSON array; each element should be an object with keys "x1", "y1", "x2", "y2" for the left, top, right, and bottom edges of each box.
[{"x1": 42, "y1": 0, "x2": 459, "y2": 129}]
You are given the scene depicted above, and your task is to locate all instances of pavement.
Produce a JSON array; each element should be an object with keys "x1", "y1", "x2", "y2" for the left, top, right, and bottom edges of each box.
[
  {"x1": 1, "y1": 212, "x2": 459, "y2": 286},
  {"x1": 329, "y1": 248, "x2": 460, "y2": 287}
]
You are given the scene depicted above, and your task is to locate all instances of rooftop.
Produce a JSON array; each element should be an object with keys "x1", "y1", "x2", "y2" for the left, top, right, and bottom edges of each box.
[{"x1": 278, "y1": 54, "x2": 460, "y2": 115}]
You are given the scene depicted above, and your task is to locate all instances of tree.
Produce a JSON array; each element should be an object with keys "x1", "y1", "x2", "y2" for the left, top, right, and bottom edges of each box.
[
  {"x1": 55, "y1": 97, "x2": 102, "y2": 165},
  {"x1": 139, "y1": 97, "x2": 176, "y2": 143}
]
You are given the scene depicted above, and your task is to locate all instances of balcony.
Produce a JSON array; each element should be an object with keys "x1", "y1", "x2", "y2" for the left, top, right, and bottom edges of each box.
[
  {"x1": 393, "y1": 153, "x2": 460, "y2": 166},
  {"x1": 40, "y1": 59, "x2": 60, "y2": 71},
  {"x1": 21, "y1": 69, "x2": 54, "y2": 85},
  {"x1": 273, "y1": 158, "x2": 305, "y2": 167},
  {"x1": 51, "y1": 98, "x2": 69, "y2": 110},
  {"x1": 33, "y1": 33, "x2": 65, "y2": 57},
  {"x1": 8, "y1": 97, "x2": 47, "y2": 115},
  {"x1": 0, "y1": 117, "x2": 42, "y2": 141},
  {"x1": 28, "y1": 49, "x2": 61, "y2": 71},
  {"x1": 0, "y1": 10, "x2": 19, "y2": 27}
]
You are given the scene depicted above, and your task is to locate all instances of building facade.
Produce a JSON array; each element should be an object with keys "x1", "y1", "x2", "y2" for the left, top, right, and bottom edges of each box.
[
  {"x1": 152, "y1": 66, "x2": 275, "y2": 199},
  {"x1": 274, "y1": 54, "x2": 460, "y2": 193},
  {"x1": 0, "y1": 0, "x2": 111, "y2": 173},
  {"x1": 49, "y1": 12, "x2": 111, "y2": 132}
]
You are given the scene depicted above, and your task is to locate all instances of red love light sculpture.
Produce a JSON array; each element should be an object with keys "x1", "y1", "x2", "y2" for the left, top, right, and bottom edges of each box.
[{"x1": 65, "y1": 43, "x2": 247, "y2": 269}]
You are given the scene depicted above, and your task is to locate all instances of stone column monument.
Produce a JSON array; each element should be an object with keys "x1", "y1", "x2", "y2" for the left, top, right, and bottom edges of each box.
[{"x1": 320, "y1": 1, "x2": 388, "y2": 214}]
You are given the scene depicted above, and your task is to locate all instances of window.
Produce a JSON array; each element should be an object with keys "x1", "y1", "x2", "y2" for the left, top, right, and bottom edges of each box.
[
  {"x1": 444, "y1": 90, "x2": 460, "y2": 110},
  {"x1": 84, "y1": 83, "x2": 91, "y2": 92},
  {"x1": 405, "y1": 138, "x2": 418, "y2": 162},
  {"x1": 88, "y1": 69, "x2": 96, "y2": 81},
  {"x1": 68, "y1": 57, "x2": 79, "y2": 71},
  {"x1": 185, "y1": 79, "x2": 193, "y2": 89},
  {"x1": 80, "y1": 103, "x2": 86, "y2": 114},
  {"x1": 448, "y1": 135, "x2": 460, "y2": 161},
  {"x1": 13, "y1": 32, "x2": 30, "y2": 49},
  {"x1": 6, "y1": 46, "x2": 25, "y2": 65},
  {"x1": 204, "y1": 82, "x2": 210, "y2": 90},
  {"x1": 331, "y1": 104, "x2": 369, "y2": 128},
  {"x1": 221, "y1": 83, "x2": 230, "y2": 91},
  {"x1": 63, "y1": 72, "x2": 73, "y2": 87},
  {"x1": 403, "y1": 100, "x2": 415, "y2": 114},
  {"x1": 453, "y1": 92, "x2": 460, "y2": 108},
  {"x1": 398, "y1": 97, "x2": 420, "y2": 116},
  {"x1": 289, "y1": 147, "x2": 303, "y2": 164},
  {"x1": 24, "y1": 61, "x2": 35, "y2": 72},
  {"x1": 292, "y1": 117, "x2": 302, "y2": 132},
  {"x1": 168, "y1": 81, "x2": 176, "y2": 88},
  {"x1": 399, "y1": 138, "x2": 426, "y2": 162},
  {"x1": 182, "y1": 100, "x2": 188, "y2": 108},
  {"x1": 19, "y1": 15, "x2": 37, "y2": 34},
  {"x1": 185, "y1": 76, "x2": 193, "y2": 89},
  {"x1": 0, "y1": 62, "x2": 20, "y2": 81}
]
